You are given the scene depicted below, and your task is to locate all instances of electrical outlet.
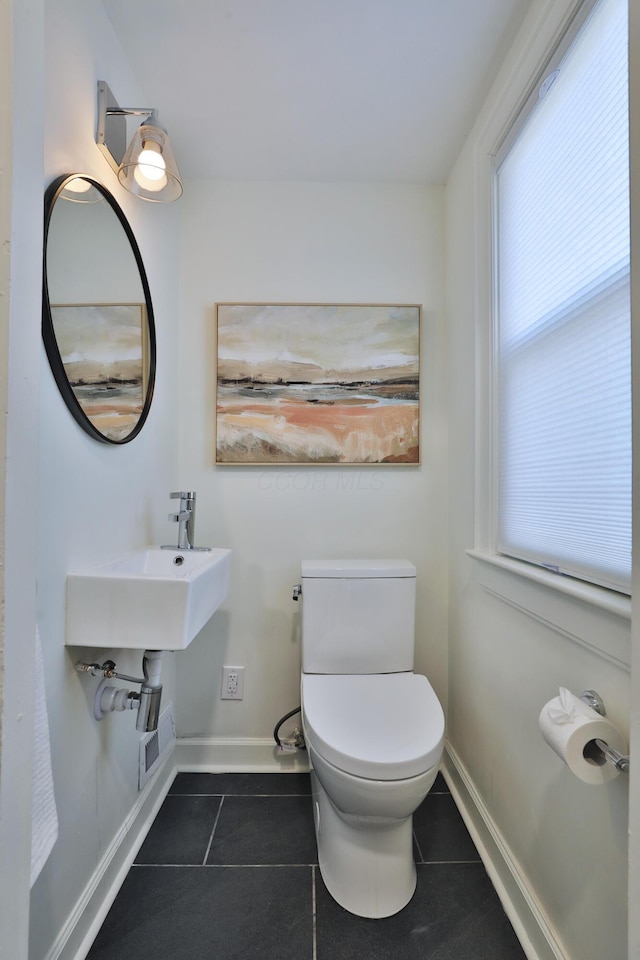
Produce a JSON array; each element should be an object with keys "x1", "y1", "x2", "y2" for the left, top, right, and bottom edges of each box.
[{"x1": 221, "y1": 665, "x2": 244, "y2": 700}]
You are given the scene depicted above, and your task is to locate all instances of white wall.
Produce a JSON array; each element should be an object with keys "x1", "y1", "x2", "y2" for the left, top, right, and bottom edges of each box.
[
  {"x1": 175, "y1": 180, "x2": 449, "y2": 750},
  {"x1": 445, "y1": 1, "x2": 631, "y2": 958},
  {"x1": 628, "y1": 0, "x2": 640, "y2": 954},
  {"x1": 28, "y1": 2, "x2": 181, "y2": 959},
  {"x1": 0, "y1": 1, "x2": 44, "y2": 957}
]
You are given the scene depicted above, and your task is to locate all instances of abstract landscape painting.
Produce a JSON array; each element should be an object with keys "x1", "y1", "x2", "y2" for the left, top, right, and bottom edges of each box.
[
  {"x1": 51, "y1": 303, "x2": 147, "y2": 442},
  {"x1": 216, "y1": 303, "x2": 420, "y2": 464}
]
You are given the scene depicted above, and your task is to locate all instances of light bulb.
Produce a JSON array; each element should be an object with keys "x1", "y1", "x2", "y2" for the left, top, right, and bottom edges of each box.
[
  {"x1": 133, "y1": 141, "x2": 168, "y2": 191},
  {"x1": 65, "y1": 177, "x2": 93, "y2": 194},
  {"x1": 60, "y1": 177, "x2": 102, "y2": 203}
]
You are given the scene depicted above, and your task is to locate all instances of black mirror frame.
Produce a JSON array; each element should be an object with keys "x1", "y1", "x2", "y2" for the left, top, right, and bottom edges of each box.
[{"x1": 42, "y1": 173, "x2": 157, "y2": 445}]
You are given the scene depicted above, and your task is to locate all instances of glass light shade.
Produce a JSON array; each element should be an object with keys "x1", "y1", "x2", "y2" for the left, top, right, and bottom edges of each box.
[
  {"x1": 60, "y1": 176, "x2": 103, "y2": 203},
  {"x1": 118, "y1": 121, "x2": 183, "y2": 202}
]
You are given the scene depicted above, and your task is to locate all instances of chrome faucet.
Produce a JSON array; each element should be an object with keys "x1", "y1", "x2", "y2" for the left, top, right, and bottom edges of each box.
[
  {"x1": 162, "y1": 491, "x2": 211, "y2": 552},
  {"x1": 170, "y1": 491, "x2": 195, "y2": 549}
]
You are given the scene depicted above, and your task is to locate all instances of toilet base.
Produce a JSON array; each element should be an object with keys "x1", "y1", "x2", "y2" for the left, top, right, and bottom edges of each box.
[{"x1": 311, "y1": 770, "x2": 417, "y2": 918}]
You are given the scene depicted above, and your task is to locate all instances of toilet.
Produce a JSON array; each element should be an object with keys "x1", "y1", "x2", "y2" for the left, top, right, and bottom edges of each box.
[{"x1": 299, "y1": 558, "x2": 445, "y2": 919}]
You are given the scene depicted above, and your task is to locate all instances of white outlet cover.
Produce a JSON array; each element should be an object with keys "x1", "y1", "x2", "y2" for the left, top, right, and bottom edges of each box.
[{"x1": 221, "y1": 665, "x2": 244, "y2": 700}]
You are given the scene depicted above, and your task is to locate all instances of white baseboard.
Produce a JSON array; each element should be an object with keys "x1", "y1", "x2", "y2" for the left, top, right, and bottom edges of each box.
[
  {"x1": 47, "y1": 749, "x2": 177, "y2": 960},
  {"x1": 175, "y1": 736, "x2": 311, "y2": 773},
  {"x1": 442, "y1": 743, "x2": 569, "y2": 960}
]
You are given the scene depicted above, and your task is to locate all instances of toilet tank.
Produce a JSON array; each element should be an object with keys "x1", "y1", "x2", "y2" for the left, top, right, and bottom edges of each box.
[{"x1": 300, "y1": 559, "x2": 416, "y2": 674}]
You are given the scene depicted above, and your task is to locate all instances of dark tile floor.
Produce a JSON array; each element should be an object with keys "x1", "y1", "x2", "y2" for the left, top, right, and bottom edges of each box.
[{"x1": 86, "y1": 771, "x2": 526, "y2": 960}]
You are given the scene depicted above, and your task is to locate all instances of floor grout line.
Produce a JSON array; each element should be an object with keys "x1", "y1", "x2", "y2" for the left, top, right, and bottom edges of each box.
[
  {"x1": 168, "y1": 793, "x2": 449, "y2": 800},
  {"x1": 412, "y1": 829, "x2": 425, "y2": 863},
  {"x1": 201, "y1": 796, "x2": 225, "y2": 866},
  {"x1": 132, "y1": 862, "x2": 317, "y2": 868},
  {"x1": 311, "y1": 865, "x2": 317, "y2": 960},
  {"x1": 133, "y1": 860, "x2": 482, "y2": 868},
  {"x1": 416, "y1": 858, "x2": 482, "y2": 867},
  {"x1": 169, "y1": 793, "x2": 312, "y2": 799},
  {"x1": 206, "y1": 862, "x2": 319, "y2": 868},
  {"x1": 132, "y1": 859, "x2": 481, "y2": 868}
]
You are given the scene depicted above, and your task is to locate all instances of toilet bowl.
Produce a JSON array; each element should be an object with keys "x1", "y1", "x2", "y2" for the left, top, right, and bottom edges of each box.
[{"x1": 298, "y1": 560, "x2": 445, "y2": 918}]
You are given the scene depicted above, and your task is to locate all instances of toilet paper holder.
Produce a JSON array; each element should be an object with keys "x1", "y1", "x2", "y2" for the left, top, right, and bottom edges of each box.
[{"x1": 580, "y1": 690, "x2": 630, "y2": 773}]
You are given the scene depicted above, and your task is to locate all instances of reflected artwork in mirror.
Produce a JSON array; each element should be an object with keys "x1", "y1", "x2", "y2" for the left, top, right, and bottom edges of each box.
[{"x1": 42, "y1": 174, "x2": 156, "y2": 443}]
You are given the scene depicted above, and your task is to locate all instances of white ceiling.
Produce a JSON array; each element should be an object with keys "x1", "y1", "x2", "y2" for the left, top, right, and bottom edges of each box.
[{"x1": 101, "y1": 0, "x2": 532, "y2": 184}]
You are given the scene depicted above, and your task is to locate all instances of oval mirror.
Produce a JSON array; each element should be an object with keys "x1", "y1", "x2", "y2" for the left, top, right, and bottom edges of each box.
[{"x1": 42, "y1": 174, "x2": 156, "y2": 444}]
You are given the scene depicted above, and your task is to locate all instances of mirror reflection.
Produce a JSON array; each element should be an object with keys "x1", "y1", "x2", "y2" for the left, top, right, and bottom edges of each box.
[{"x1": 42, "y1": 175, "x2": 156, "y2": 443}]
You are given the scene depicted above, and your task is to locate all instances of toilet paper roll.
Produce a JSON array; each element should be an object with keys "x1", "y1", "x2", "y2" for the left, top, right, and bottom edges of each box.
[{"x1": 539, "y1": 688, "x2": 627, "y2": 785}]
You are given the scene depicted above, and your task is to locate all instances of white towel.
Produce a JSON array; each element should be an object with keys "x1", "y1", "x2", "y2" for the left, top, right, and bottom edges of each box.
[{"x1": 30, "y1": 628, "x2": 58, "y2": 887}]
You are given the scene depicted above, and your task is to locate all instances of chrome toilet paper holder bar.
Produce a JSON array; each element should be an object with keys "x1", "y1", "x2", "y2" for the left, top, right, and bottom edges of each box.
[{"x1": 580, "y1": 690, "x2": 630, "y2": 773}]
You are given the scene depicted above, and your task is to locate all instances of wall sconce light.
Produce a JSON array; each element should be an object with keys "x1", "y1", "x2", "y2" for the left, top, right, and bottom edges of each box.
[{"x1": 96, "y1": 80, "x2": 183, "y2": 203}]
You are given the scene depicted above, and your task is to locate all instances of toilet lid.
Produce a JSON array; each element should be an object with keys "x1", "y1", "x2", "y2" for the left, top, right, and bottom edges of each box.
[{"x1": 301, "y1": 673, "x2": 444, "y2": 781}]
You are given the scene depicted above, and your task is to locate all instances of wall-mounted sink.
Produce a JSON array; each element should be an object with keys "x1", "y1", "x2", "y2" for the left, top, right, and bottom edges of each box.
[{"x1": 66, "y1": 547, "x2": 232, "y2": 650}]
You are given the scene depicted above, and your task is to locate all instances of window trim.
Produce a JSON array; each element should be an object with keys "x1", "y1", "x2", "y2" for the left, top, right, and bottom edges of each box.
[
  {"x1": 467, "y1": 549, "x2": 631, "y2": 669},
  {"x1": 492, "y1": 0, "x2": 601, "y2": 167},
  {"x1": 468, "y1": 0, "x2": 631, "y2": 665}
]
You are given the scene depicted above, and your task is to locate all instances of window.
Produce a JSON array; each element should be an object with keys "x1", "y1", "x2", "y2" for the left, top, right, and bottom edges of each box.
[{"x1": 494, "y1": 0, "x2": 630, "y2": 594}]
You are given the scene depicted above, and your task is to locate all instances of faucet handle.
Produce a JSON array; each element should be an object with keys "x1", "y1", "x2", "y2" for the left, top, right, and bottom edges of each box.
[
  {"x1": 170, "y1": 491, "x2": 196, "y2": 500},
  {"x1": 168, "y1": 511, "x2": 191, "y2": 522}
]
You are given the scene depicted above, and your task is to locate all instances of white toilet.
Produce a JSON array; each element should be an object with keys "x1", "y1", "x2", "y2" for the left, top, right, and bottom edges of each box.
[{"x1": 299, "y1": 558, "x2": 445, "y2": 919}]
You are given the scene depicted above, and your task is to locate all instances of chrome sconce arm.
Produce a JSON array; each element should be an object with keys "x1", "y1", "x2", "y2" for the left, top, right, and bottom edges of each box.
[{"x1": 96, "y1": 80, "x2": 182, "y2": 203}]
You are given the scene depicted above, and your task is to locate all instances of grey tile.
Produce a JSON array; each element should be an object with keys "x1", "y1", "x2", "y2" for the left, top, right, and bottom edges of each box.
[
  {"x1": 206, "y1": 795, "x2": 317, "y2": 865},
  {"x1": 413, "y1": 793, "x2": 481, "y2": 863},
  {"x1": 134, "y1": 795, "x2": 221, "y2": 865},
  {"x1": 86, "y1": 865, "x2": 313, "y2": 960},
  {"x1": 315, "y1": 862, "x2": 526, "y2": 960},
  {"x1": 90, "y1": 773, "x2": 526, "y2": 960},
  {"x1": 169, "y1": 771, "x2": 311, "y2": 796},
  {"x1": 432, "y1": 771, "x2": 449, "y2": 793}
]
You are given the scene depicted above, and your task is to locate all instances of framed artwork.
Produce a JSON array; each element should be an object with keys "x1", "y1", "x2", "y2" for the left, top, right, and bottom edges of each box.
[
  {"x1": 50, "y1": 303, "x2": 149, "y2": 443},
  {"x1": 216, "y1": 303, "x2": 420, "y2": 465}
]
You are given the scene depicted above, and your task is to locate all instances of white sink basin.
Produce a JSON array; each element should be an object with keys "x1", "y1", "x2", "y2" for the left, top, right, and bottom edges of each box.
[{"x1": 66, "y1": 547, "x2": 231, "y2": 650}]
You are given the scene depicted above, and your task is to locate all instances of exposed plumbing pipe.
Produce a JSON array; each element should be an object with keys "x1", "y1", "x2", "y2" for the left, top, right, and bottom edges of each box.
[
  {"x1": 76, "y1": 650, "x2": 164, "y2": 732},
  {"x1": 138, "y1": 650, "x2": 164, "y2": 732}
]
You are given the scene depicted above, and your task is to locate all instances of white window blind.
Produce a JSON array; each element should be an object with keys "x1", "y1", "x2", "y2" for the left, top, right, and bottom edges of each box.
[{"x1": 495, "y1": 0, "x2": 630, "y2": 593}]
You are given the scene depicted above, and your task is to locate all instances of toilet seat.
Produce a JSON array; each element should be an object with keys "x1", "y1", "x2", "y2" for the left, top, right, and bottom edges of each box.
[{"x1": 301, "y1": 672, "x2": 444, "y2": 781}]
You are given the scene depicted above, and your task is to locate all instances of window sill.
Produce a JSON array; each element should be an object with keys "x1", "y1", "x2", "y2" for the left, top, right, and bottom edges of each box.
[{"x1": 467, "y1": 549, "x2": 631, "y2": 669}]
